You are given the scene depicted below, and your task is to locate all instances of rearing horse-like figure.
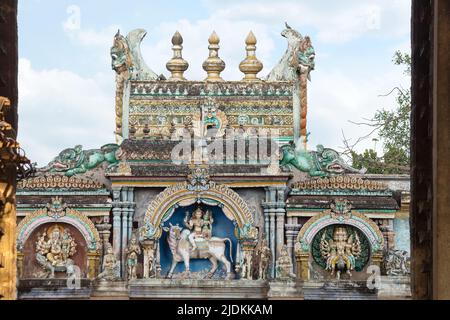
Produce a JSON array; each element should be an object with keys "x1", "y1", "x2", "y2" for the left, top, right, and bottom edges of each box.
[
  {"x1": 266, "y1": 23, "x2": 316, "y2": 144},
  {"x1": 266, "y1": 22, "x2": 304, "y2": 81}
]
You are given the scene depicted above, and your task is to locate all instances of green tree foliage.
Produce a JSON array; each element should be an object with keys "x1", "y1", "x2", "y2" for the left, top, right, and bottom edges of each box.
[{"x1": 348, "y1": 51, "x2": 411, "y2": 174}]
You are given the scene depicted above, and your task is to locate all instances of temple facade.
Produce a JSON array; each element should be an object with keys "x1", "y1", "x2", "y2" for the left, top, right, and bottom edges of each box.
[{"x1": 14, "y1": 24, "x2": 411, "y2": 299}]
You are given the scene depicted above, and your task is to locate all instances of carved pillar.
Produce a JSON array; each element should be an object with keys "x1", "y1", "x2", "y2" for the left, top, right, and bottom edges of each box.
[
  {"x1": 262, "y1": 192, "x2": 270, "y2": 242},
  {"x1": 119, "y1": 187, "x2": 131, "y2": 278},
  {"x1": 87, "y1": 251, "x2": 100, "y2": 279},
  {"x1": 285, "y1": 221, "x2": 301, "y2": 272},
  {"x1": 112, "y1": 189, "x2": 122, "y2": 272},
  {"x1": 127, "y1": 188, "x2": 135, "y2": 239},
  {"x1": 97, "y1": 228, "x2": 111, "y2": 255},
  {"x1": 372, "y1": 252, "x2": 383, "y2": 272},
  {"x1": 296, "y1": 252, "x2": 310, "y2": 280},
  {"x1": 121, "y1": 208, "x2": 128, "y2": 278},
  {"x1": 263, "y1": 187, "x2": 278, "y2": 278},
  {"x1": 239, "y1": 240, "x2": 258, "y2": 280},
  {"x1": 275, "y1": 212, "x2": 285, "y2": 258},
  {"x1": 269, "y1": 210, "x2": 276, "y2": 277},
  {"x1": 275, "y1": 187, "x2": 286, "y2": 259},
  {"x1": 16, "y1": 252, "x2": 23, "y2": 279},
  {"x1": 142, "y1": 240, "x2": 156, "y2": 279}
]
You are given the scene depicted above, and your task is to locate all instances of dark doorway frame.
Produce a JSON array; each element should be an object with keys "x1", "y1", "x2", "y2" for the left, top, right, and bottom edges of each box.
[{"x1": 2, "y1": 0, "x2": 450, "y2": 299}]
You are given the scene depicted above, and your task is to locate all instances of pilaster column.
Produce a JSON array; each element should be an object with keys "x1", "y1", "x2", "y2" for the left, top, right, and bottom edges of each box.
[
  {"x1": 274, "y1": 187, "x2": 287, "y2": 259},
  {"x1": 275, "y1": 211, "x2": 285, "y2": 258},
  {"x1": 269, "y1": 209, "x2": 276, "y2": 277},
  {"x1": 98, "y1": 229, "x2": 111, "y2": 254},
  {"x1": 142, "y1": 240, "x2": 156, "y2": 279},
  {"x1": 127, "y1": 188, "x2": 135, "y2": 239},
  {"x1": 16, "y1": 252, "x2": 24, "y2": 279},
  {"x1": 112, "y1": 189, "x2": 122, "y2": 266},
  {"x1": 263, "y1": 187, "x2": 278, "y2": 278},
  {"x1": 296, "y1": 252, "x2": 310, "y2": 280},
  {"x1": 121, "y1": 207, "x2": 129, "y2": 278},
  {"x1": 285, "y1": 220, "x2": 301, "y2": 272},
  {"x1": 87, "y1": 251, "x2": 100, "y2": 279},
  {"x1": 120, "y1": 188, "x2": 131, "y2": 278}
]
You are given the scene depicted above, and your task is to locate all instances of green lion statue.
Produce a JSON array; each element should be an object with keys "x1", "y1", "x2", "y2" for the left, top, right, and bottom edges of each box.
[
  {"x1": 280, "y1": 138, "x2": 365, "y2": 177},
  {"x1": 39, "y1": 144, "x2": 120, "y2": 177}
]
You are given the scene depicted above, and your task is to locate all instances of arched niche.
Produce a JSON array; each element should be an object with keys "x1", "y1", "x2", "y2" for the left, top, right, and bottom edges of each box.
[
  {"x1": 19, "y1": 222, "x2": 88, "y2": 278},
  {"x1": 296, "y1": 210, "x2": 384, "y2": 254},
  {"x1": 17, "y1": 207, "x2": 101, "y2": 252},
  {"x1": 141, "y1": 181, "x2": 254, "y2": 240},
  {"x1": 294, "y1": 209, "x2": 384, "y2": 280}
]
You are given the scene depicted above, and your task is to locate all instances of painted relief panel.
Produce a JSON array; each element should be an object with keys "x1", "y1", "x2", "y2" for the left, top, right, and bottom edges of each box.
[{"x1": 21, "y1": 223, "x2": 87, "y2": 278}]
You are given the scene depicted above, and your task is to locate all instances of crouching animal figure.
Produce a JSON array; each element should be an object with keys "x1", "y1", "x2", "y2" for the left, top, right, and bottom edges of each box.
[{"x1": 164, "y1": 223, "x2": 234, "y2": 280}]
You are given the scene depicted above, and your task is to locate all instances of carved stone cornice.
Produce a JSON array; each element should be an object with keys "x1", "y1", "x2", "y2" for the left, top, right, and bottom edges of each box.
[
  {"x1": 18, "y1": 174, "x2": 104, "y2": 190},
  {"x1": 292, "y1": 176, "x2": 388, "y2": 191}
]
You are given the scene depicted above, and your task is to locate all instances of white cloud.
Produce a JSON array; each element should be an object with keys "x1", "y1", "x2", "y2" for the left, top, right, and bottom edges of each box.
[
  {"x1": 307, "y1": 63, "x2": 410, "y2": 155},
  {"x1": 18, "y1": 58, "x2": 116, "y2": 166},
  {"x1": 64, "y1": 24, "x2": 120, "y2": 47},
  {"x1": 202, "y1": 0, "x2": 410, "y2": 44}
]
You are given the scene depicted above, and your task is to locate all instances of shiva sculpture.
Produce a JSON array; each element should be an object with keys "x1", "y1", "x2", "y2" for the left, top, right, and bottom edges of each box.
[
  {"x1": 280, "y1": 138, "x2": 365, "y2": 176},
  {"x1": 126, "y1": 235, "x2": 141, "y2": 280},
  {"x1": 163, "y1": 210, "x2": 234, "y2": 279},
  {"x1": 275, "y1": 245, "x2": 295, "y2": 280},
  {"x1": 38, "y1": 144, "x2": 119, "y2": 177},
  {"x1": 98, "y1": 243, "x2": 120, "y2": 281},
  {"x1": 320, "y1": 226, "x2": 362, "y2": 280},
  {"x1": 35, "y1": 225, "x2": 78, "y2": 278},
  {"x1": 257, "y1": 238, "x2": 272, "y2": 280}
]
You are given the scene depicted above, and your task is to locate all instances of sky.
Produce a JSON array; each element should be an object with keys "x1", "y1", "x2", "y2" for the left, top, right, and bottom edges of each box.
[{"x1": 17, "y1": 0, "x2": 411, "y2": 166}]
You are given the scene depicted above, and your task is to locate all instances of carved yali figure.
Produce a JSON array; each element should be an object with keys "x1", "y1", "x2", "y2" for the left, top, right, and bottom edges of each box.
[
  {"x1": 98, "y1": 243, "x2": 120, "y2": 281},
  {"x1": 34, "y1": 225, "x2": 78, "y2": 279},
  {"x1": 38, "y1": 144, "x2": 119, "y2": 177},
  {"x1": 126, "y1": 236, "x2": 141, "y2": 280},
  {"x1": 280, "y1": 140, "x2": 365, "y2": 177}
]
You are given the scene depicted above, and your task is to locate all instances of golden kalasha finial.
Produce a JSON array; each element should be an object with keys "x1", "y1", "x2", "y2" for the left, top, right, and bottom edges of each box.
[
  {"x1": 202, "y1": 31, "x2": 225, "y2": 82},
  {"x1": 239, "y1": 31, "x2": 263, "y2": 81},
  {"x1": 166, "y1": 31, "x2": 189, "y2": 81}
]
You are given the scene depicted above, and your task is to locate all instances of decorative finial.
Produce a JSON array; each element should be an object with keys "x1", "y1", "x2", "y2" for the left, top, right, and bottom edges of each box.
[
  {"x1": 166, "y1": 31, "x2": 189, "y2": 81},
  {"x1": 202, "y1": 31, "x2": 225, "y2": 81},
  {"x1": 239, "y1": 31, "x2": 263, "y2": 81}
]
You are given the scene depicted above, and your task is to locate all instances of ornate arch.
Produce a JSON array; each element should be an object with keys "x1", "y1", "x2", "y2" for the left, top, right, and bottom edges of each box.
[
  {"x1": 141, "y1": 181, "x2": 254, "y2": 240},
  {"x1": 295, "y1": 202, "x2": 384, "y2": 254},
  {"x1": 17, "y1": 205, "x2": 101, "y2": 252}
]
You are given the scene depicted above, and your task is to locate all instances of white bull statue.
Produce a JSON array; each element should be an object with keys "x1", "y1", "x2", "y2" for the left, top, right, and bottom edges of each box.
[{"x1": 163, "y1": 223, "x2": 234, "y2": 280}]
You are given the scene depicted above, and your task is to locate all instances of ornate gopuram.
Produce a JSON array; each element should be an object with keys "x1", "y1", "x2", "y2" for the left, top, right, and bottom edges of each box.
[{"x1": 15, "y1": 24, "x2": 411, "y2": 300}]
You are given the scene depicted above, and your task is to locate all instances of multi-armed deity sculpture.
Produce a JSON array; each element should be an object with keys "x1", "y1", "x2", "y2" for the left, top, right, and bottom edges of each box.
[
  {"x1": 320, "y1": 227, "x2": 362, "y2": 280},
  {"x1": 35, "y1": 225, "x2": 78, "y2": 278}
]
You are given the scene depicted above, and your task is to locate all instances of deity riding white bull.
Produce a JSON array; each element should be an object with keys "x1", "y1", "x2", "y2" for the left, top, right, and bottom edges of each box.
[{"x1": 163, "y1": 223, "x2": 234, "y2": 279}]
